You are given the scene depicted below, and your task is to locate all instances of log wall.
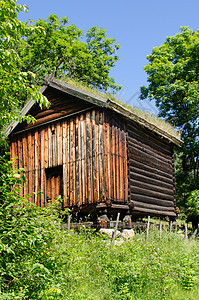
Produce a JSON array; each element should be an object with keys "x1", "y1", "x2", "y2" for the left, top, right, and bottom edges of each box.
[
  {"x1": 10, "y1": 109, "x2": 128, "y2": 208},
  {"x1": 127, "y1": 121, "x2": 176, "y2": 217}
]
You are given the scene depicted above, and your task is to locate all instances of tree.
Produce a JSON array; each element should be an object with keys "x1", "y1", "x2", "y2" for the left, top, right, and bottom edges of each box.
[
  {"x1": 19, "y1": 14, "x2": 121, "y2": 93},
  {"x1": 0, "y1": 0, "x2": 48, "y2": 131},
  {"x1": 140, "y1": 27, "x2": 199, "y2": 208},
  {"x1": 0, "y1": 2, "x2": 63, "y2": 296}
]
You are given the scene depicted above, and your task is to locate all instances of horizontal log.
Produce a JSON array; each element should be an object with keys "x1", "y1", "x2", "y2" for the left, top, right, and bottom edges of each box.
[
  {"x1": 128, "y1": 154, "x2": 172, "y2": 175},
  {"x1": 131, "y1": 186, "x2": 174, "y2": 201},
  {"x1": 34, "y1": 109, "x2": 57, "y2": 119},
  {"x1": 96, "y1": 203, "x2": 130, "y2": 210},
  {"x1": 133, "y1": 200, "x2": 175, "y2": 212},
  {"x1": 128, "y1": 150, "x2": 172, "y2": 173},
  {"x1": 130, "y1": 193, "x2": 174, "y2": 207},
  {"x1": 130, "y1": 179, "x2": 173, "y2": 196},
  {"x1": 129, "y1": 170, "x2": 173, "y2": 190},
  {"x1": 127, "y1": 126, "x2": 172, "y2": 155},
  {"x1": 132, "y1": 206, "x2": 176, "y2": 217},
  {"x1": 127, "y1": 127, "x2": 171, "y2": 151},
  {"x1": 127, "y1": 121, "x2": 172, "y2": 147},
  {"x1": 128, "y1": 146, "x2": 171, "y2": 171},
  {"x1": 27, "y1": 112, "x2": 67, "y2": 128},
  {"x1": 128, "y1": 137, "x2": 171, "y2": 164},
  {"x1": 129, "y1": 161, "x2": 173, "y2": 182}
]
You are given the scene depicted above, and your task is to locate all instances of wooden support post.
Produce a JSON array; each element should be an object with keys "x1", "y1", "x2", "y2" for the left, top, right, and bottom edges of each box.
[
  {"x1": 146, "y1": 215, "x2": 150, "y2": 242},
  {"x1": 159, "y1": 220, "x2": 162, "y2": 238},
  {"x1": 113, "y1": 212, "x2": 120, "y2": 245},
  {"x1": 67, "y1": 215, "x2": 71, "y2": 231},
  {"x1": 98, "y1": 209, "x2": 109, "y2": 228},
  {"x1": 123, "y1": 210, "x2": 132, "y2": 229}
]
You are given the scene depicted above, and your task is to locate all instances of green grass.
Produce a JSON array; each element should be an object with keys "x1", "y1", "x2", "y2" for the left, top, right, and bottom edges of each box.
[{"x1": 36, "y1": 228, "x2": 199, "y2": 300}]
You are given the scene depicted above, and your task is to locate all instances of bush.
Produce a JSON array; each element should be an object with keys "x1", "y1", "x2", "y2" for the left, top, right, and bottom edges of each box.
[{"x1": 0, "y1": 154, "x2": 62, "y2": 299}]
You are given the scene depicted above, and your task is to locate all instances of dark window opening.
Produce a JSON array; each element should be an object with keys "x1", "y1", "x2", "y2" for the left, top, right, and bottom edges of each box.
[{"x1": 45, "y1": 165, "x2": 63, "y2": 204}]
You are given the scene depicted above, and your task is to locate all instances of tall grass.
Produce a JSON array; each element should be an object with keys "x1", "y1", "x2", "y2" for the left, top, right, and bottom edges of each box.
[{"x1": 39, "y1": 229, "x2": 199, "y2": 300}]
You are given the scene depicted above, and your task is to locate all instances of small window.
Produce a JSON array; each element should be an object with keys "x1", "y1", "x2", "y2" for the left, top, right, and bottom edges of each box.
[{"x1": 45, "y1": 166, "x2": 63, "y2": 203}]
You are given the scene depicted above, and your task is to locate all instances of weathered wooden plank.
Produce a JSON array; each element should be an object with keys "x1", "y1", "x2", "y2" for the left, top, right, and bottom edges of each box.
[
  {"x1": 69, "y1": 119, "x2": 74, "y2": 206},
  {"x1": 22, "y1": 134, "x2": 28, "y2": 197},
  {"x1": 95, "y1": 111, "x2": 99, "y2": 202},
  {"x1": 91, "y1": 110, "x2": 96, "y2": 203},
  {"x1": 62, "y1": 121, "x2": 67, "y2": 207},
  {"x1": 52, "y1": 124, "x2": 57, "y2": 166},
  {"x1": 89, "y1": 112, "x2": 93, "y2": 204},
  {"x1": 78, "y1": 116, "x2": 82, "y2": 206},
  {"x1": 99, "y1": 111, "x2": 104, "y2": 200},
  {"x1": 80, "y1": 114, "x2": 85, "y2": 204},
  {"x1": 27, "y1": 133, "x2": 32, "y2": 197},
  {"x1": 66, "y1": 121, "x2": 70, "y2": 206},
  {"x1": 103, "y1": 114, "x2": 109, "y2": 201},
  {"x1": 124, "y1": 132, "x2": 129, "y2": 202},
  {"x1": 115, "y1": 126, "x2": 119, "y2": 201},
  {"x1": 109, "y1": 122, "x2": 113, "y2": 201},
  {"x1": 47, "y1": 126, "x2": 52, "y2": 168},
  {"x1": 72, "y1": 120, "x2": 76, "y2": 205},
  {"x1": 40, "y1": 129, "x2": 45, "y2": 208},
  {"x1": 86, "y1": 112, "x2": 91, "y2": 203},
  {"x1": 56, "y1": 122, "x2": 61, "y2": 166},
  {"x1": 31, "y1": 133, "x2": 35, "y2": 202},
  {"x1": 75, "y1": 116, "x2": 80, "y2": 205},
  {"x1": 119, "y1": 130, "x2": 123, "y2": 201},
  {"x1": 34, "y1": 130, "x2": 39, "y2": 205},
  {"x1": 84, "y1": 114, "x2": 87, "y2": 204},
  {"x1": 112, "y1": 123, "x2": 116, "y2": 200}
]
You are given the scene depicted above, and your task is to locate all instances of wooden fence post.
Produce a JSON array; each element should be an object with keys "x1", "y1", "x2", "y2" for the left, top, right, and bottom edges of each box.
[
  {"x1": 146, "y1": 216, "x2": 150, "y2": 242},
  {"x1": 67, "y1": 215, "x2": 71, "y2": 231},
  {"x1": 169, "y1": 220, "x2": 172, "y2": 234},
  {"x1": 159, "y1": 220, "x2": 162, "y2": 238},
  {"x1": 185, "y1": 223, "x2": 188, "y2": 239}
]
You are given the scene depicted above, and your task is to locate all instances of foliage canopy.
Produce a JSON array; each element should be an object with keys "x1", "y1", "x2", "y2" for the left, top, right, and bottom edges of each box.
[
  {"x1": 19, "y1": 14, "x2": 121, "y2": 93},
  {"x1": 140, "y1": 27, "x2": 199, "y2": 207},
  {"x1": 0, "y1": 0, "x2": 48, "y2": 130}
]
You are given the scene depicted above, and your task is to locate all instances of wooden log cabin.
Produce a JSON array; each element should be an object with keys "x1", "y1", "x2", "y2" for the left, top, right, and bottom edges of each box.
[{"x1": 4, "y1": 78, "x2": 182, "y2": 223}]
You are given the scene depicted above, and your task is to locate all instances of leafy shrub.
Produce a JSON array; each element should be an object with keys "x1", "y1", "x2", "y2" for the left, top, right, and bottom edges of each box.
[{"x1": 0, "y1": 154, "x2": 62, "y2": 299}]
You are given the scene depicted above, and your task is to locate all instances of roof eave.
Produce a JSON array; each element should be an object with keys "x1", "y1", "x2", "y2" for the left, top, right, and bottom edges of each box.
[
  {"x1": 107, "y1": 99, "x2": 182, "y2": 147},
  {"x1": 4, "y1": 85, "x2": 48, "y2": 137},
  {"x1": 41, "y1": 78, "x2": 109, "y2": 108}
]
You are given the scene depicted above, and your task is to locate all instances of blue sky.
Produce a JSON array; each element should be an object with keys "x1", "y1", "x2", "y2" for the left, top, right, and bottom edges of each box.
[{"x1": 18, "y1": 0, "x2": 199, "y2": 112}]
